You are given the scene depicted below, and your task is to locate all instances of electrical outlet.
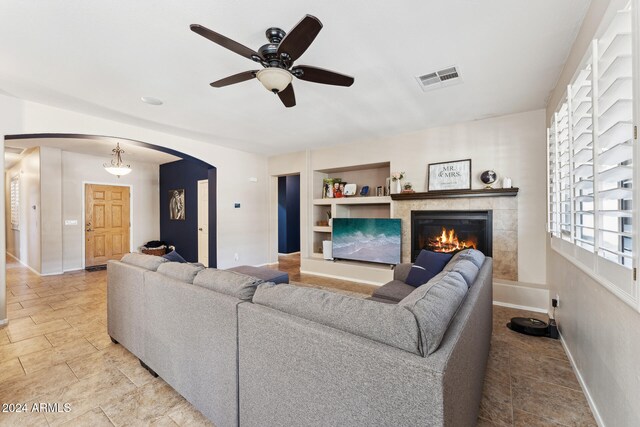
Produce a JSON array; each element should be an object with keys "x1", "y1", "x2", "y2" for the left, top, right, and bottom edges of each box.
[
  {"x1": 234, "y1": 253, "x2": 239, "y2": 261},
  {"x1": 555, "y1": 294, "x2": 560, "y2": 308}
]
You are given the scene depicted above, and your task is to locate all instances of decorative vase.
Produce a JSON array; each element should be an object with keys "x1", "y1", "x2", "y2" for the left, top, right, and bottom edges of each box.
[{"x1": 394, "y1": 180, "x2": 402, "y2": 194}]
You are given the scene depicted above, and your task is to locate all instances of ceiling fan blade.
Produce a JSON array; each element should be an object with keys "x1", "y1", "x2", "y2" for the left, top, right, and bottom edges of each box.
[
  {"x1": 277, "y1": 15, "x2": 323, "y2": 62},
  {"x1": 210, "y1": 70, "x2": 258, "y2": 88},
  {"x1": 292, "y1": 65, "x2": 354, "y2": 87},
  {"x1": 191, "y1": 24, "x2": 263, "y2": 62},
  {"x1": 277, "y1": 84, "x2": 296, "y2": 108}
]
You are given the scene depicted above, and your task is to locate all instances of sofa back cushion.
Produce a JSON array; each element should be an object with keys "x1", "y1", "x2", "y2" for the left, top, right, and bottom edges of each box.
[
  {"x1": 121, "y1": 253, "x2": 167, "y2": 271},
  {"x1": 405, "y1": 250, "x2": 453, "y2": 287},
  {"x1": 449, "y1": 249, "x2": 486, "y2": 269},
  {"x1": 194, "y1": 269, "x2": 263, "y2": 301},
  {"x1": 157, "y1": 262, "x2": 204, "y2": 284},
  {"x1": 253, "y1": 283, "x2": 422, "y2": 356},
  {"x1": 443, "y1": 259, "x2": 479, "y2": 287},
  {"x1": 399, "y1": 271, "x2": 469, "y2": 355}
]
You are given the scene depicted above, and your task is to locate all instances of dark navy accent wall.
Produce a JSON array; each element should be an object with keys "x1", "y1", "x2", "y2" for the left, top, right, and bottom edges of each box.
[
  {"x1": 160, "y1": 160, "x2": 217, "y2": 266},
  {"x1": 277, "y1": 175, "x2": 300, "y2": 254}
]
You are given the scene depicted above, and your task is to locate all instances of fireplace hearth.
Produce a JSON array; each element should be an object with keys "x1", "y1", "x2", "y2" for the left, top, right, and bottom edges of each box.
[{"x1": 411, "y1": 210, "x2": 492, "y2": 261}]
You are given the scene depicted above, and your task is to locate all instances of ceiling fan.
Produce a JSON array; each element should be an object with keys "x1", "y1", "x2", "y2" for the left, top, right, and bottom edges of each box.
[{"x1": 190, "y1": 15, "x2": 354, "y2": 107}]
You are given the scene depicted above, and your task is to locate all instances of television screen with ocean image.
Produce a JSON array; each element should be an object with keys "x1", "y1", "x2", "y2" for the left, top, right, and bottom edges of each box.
[{"x1": 332, "y1": 218, "x2": 401, "y2": 265}]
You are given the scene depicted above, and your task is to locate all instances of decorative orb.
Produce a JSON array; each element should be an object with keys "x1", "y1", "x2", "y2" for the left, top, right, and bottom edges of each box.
[{"x1": 480, "y1": 170, "x2": 497, "y2": 186}]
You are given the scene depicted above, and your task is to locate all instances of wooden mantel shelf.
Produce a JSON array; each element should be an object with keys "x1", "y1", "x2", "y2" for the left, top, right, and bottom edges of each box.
[{"x1": 391, "y1": 187, "x2": 519, "y2": 200}]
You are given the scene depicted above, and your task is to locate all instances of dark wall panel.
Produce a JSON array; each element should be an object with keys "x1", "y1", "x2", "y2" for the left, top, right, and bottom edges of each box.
[
  {"x1": 277, "y1": 175, "x2": 300, "y2": 254},
  {"x1": 160, "y1": 159, "x2": 216, "y2": 266}
]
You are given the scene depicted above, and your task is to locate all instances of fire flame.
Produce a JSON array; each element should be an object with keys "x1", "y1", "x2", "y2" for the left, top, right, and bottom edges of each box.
[{"x1": 429, "y1": 227, "x2": 477, "y2": 253}]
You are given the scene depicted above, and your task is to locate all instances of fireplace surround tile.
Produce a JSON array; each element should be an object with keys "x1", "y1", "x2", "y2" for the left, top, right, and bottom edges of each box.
[{"x1": 393, "y1": 196, "x2": 518, "y2": 281}]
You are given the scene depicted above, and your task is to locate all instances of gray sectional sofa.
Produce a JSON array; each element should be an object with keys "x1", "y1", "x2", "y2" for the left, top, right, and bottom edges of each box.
[{"x1": 107, "y1": 250, "x2": 492, "y2": 427}]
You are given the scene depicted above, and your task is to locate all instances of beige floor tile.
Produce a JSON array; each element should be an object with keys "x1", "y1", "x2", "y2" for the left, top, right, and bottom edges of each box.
[
  {"x1": 478, "y1": 373, "x2": 512, "y2": 426},
  {"x1": 509, "y1": 347, "x2": 581, "y2": 390},
  {"x1": 0, "y1": 357, "x2": 25, "y2": 382},
  {"x1": 0, "y1": 335, "x2": 52, "y2": 361},
  {"x1": 8, "y1": 303, "x2": 55, "y2": 321},
  {"x1": 7, "y1": 318, "x2": 71, "y2": 343},
  {"x1": 168, "y1": 401, "x2": 215, "y2": 426},
  {"x1": 511, "y1": 374, "x2": 596, "y2": 426},
  {"x1": 0, "y1": 328, "x2": 10, "y2": 346},
  {"x1": 86, "y1": 331, "x2": 115, "y2": 351},
  {"x1": 68, "y1": 345, "x2": 154, "y2": 387},
  {"x1": 513, "y1": 409, "x2": 566, "y2": 426},
  {"x1": 40, "y1": 366, "x2": 137, "y2": 426},
  {"x1": 101, "y1": 379, "x2": 184, "y2": 427},
  {"x1": 7, "y1": 302, "x2": 23, "y2": 311},
  {"x1": 8, "y1": 285, "x2": 39, "y2": 296},
  {"x1": 59, "y1": 407, "x2": 114, "y2": 426},
  {"x1": 30, "y1": 306, "x2": 86, "y2": 325},
  {"x1": 19, "y1": 338, "x2": 98, "y2": 374},
  {"x1": 7, "y1": 292, "x2": 42, "y2": 304},
  {"x1": 46, "y1": 326, "x2": 91, "y2": 347},
  {"x1": 19, "y1": 295, "x2": 68, "y2": 309},
  {"x1": 0, "y1": 363, "x2": 78, "y2": 404},
  {"x1": 0, "y1": 409, "x2": 49, "y2": 427}
]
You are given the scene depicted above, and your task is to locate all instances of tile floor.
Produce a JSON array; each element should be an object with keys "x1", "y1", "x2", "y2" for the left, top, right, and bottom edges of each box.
[{"x1": 0, "y1": 254, "x2": 595, "y2": 426}]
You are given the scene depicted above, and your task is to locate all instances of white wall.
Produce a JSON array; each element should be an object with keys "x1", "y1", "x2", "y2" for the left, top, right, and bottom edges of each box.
[
  {"x1": 40, "y1": 146, "x2": 63, "y2": 274},
  {"x1": 544, "y1": 1, "x2": 640, "y2": 425},
  {"x1": 0, "y1": 95, "x2": 269, "y2": 269},
  {"x1": 269, "y1": 109, "x2": 548, "y2": 285},
  {"x1": 61, "y1": 151, "x2": 160, "y2": 271},
  {"x1": 5, "y1": 147, "x2": 41, "y2": 273}
]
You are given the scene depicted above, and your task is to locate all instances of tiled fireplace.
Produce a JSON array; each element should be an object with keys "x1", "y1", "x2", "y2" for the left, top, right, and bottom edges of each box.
[{"x1": 393, "y1": 195, "x2": 518, "y2": 281}]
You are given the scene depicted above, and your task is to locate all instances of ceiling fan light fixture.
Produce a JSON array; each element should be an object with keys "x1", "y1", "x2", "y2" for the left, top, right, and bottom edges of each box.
[{"x1": 256, "y1": 68, "x2": 292, "y2": 93}]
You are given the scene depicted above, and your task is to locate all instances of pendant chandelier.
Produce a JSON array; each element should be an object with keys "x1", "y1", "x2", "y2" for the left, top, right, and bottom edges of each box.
[{"x1": 104, "y1": 143, "x2": 132, "y2": 177}]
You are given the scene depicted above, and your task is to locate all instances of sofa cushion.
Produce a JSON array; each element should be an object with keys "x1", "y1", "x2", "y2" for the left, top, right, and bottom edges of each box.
[
  {"x1": 371, "y1": 280, "x2": 415, "y2": 303},
  {"x1": 253, "y1": 283, "x2": 422, "y2": 356},
  {"x1": 399, "y1": 271, "x2": 468, "y2": 355},
  {"x1": 227, "y1": 265, "x2": 289, "y2": 284},
  {"x1": 449, "y1": 248, "x2": 486, "y2": 269},
  {"x1": 443, "y1": 259, "x2": 480, "y2": 287},
  {"x1": 163, "y1": 250, "x2": 187, "y2": 263},
  {"x1": 405, "y1": 250, "x2": 453, "y2": 287},
  {"x1": 194, "y1": 269, "x2": 264, "y2": 301},
  {"x1": 121, "y1": 253, "x2": 167, "y2": 271},
  {"x1": 157, "y1": 262, "x2": 204, "y2": 284}
]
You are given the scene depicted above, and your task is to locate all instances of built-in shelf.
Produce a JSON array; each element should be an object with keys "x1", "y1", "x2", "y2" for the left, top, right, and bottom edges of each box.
[
  {"x1": 391, "y1": 188, "x2": 519, "y2": 200},
  {"x1": 313, "y1": 226, "x2": 332, "y2": 233}
]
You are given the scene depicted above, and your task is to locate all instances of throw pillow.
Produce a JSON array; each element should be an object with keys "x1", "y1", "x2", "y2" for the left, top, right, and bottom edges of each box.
[
  {"x1": 405, "y1": 250, "x2": 453, "y2": 287},
  {"x1": 163, "y1": 250, "x2": 187, "y2": 263}
]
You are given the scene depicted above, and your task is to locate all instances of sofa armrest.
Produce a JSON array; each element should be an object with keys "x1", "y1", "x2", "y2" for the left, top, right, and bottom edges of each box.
[{"x1": 393, "y1": 262, "x2": 413, "y2": 282}]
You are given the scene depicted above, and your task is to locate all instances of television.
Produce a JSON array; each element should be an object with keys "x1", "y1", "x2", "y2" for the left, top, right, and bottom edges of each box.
[{"x1": 332, "y1": 218, "x2": 402, "y2": 265}]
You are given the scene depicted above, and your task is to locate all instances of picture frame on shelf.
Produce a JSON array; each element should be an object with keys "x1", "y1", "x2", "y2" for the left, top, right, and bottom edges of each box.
[{"x1": 427, "y1": 159, "x2": 471, "y2": 191}]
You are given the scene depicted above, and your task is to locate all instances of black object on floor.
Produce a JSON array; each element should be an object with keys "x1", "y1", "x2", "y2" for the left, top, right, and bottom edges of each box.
[
  {"x1": 507, "y1": 317, "x2": 550, "y2": 337},
  {"x1": 85, "y1": 264, "x2": 107, "y2": 272}
]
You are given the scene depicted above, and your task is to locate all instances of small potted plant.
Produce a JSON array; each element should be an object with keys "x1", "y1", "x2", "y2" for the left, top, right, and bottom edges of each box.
[
  {"x1": 391, "y1": 171, "x2": 405, "y2": 194},
  {"x1": 402, "y1": 182, "x2": 414, "y2": 193}
]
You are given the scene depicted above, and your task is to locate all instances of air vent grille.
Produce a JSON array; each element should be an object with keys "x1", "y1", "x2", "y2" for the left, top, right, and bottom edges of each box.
[{"x1": 416, "y1": 66, "x2": 462, "y2": 91}]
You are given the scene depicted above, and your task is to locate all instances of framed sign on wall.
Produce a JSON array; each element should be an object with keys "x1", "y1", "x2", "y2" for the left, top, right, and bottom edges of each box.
[{"x1": 427, "y1": 159, "x2": 472, "y2": 191}]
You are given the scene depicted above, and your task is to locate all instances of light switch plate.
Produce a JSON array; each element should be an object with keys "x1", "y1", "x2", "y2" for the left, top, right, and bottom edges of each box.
[{"x1": 64, "y1": 220, "x2": 78, "y2": 226}]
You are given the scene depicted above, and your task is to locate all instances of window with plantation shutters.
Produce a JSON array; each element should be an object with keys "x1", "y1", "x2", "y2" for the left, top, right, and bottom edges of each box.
[
  {"x1": 547, "y1": 0, "x2": 638, "y2": 310},
  {"x1": 10, "y1": 175, "x2": 19, "y2": 231},
  {"x1": 595, "y1": 4, "x2": 633, "y2": 267}
]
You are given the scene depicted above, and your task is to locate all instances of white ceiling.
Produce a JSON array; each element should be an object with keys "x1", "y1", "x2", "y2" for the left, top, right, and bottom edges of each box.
[
  {"x1": 4, "y1": 137, "x2": 180, "y2": 169},
  {"x1": 0, "y1": 0, "x2": 591, "y2": 154}
]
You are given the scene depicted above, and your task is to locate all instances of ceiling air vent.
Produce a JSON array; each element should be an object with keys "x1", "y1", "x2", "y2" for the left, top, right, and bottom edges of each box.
[{"x1": 416, "y1": 66, "x2": 462, "y2": 92}]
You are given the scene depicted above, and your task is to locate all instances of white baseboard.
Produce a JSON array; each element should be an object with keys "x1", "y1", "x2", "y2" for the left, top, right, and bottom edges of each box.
[
  {"x1": 254, "y1": 262, "x2": 279, "y2": 267},
  {"x1": 7, "y1": 252, "x2": 41, "y2": 276},
  {"x1": 278, "y1": 252, "x2": 300, "y2": 256},
  {"x1": 492, "y1": 300, "x2": 548, "y2": 314},
  {"x1": 559, "y1": 332, "x2": 605, "y2": 427},
  {"x1": 299, "y1": 269, "x2": 383, "y2": 286},
  {"x1": 0, "y1": 318, "x2": 7, "y2": 327},
  {"x1": 493, "y1": 279, "x2": 549, "y2": 313},
  {"x1": 63, "y1": 268, "x2": 84, "y2": 273}
]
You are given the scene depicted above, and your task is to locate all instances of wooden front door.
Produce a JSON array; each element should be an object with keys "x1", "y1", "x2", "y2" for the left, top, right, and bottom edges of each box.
[{"x1": 85, "y1": 184, "x2": 130, "y2": 267}]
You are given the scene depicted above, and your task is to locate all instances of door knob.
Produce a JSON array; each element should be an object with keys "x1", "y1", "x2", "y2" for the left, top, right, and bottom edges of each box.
[{"x1": 198, "y1": 228, "x2": 203, "y2": 231}]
